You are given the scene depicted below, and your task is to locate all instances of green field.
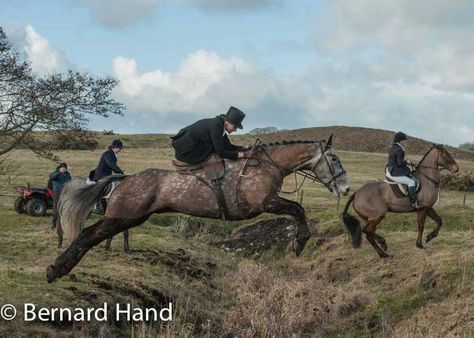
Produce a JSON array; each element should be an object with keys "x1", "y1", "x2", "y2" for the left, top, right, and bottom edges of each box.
[{"x1": 0, "y1": 134, "x2": 473, "y2": 337}]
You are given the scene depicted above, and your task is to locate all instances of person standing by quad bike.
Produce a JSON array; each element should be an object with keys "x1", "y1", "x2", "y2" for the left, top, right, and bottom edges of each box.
[{"x1": 49, "y1": 163, "x2": 71, "y2": 229}]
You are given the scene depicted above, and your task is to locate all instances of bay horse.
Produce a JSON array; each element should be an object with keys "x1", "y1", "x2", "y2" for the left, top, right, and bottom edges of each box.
[
  {"x1": 342, "y1": 144, "x2": 458, "y2": 258},
  {"x1": 56, "y1": 177, "x2": 129, "y2": 252},
  {"x1": 46, "y1": 136, "x2": 350, "y2": 282}
]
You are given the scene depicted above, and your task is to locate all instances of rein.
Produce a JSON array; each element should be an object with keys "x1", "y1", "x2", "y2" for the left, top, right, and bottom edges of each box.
[
  {"x1": 254, "y1": 142, "x2": 346, "y2": 194},
  {"x1": 412, "y1": 147, "x2": 456, "y2": 189}
]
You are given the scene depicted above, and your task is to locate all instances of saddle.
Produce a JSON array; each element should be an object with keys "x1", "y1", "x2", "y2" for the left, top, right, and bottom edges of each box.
[
  {"x1": 86, "y1": 175, "x2": 121, "y2": 215},
  {"x1": 384, "y1": 176, "x2": 421, "y2": 198},
  {"x1": 172, "y1": 154, "x2": 225, "y2": 180},
  {"x1": 172, "y1": 154, "x2": 228, "y2": 220}
]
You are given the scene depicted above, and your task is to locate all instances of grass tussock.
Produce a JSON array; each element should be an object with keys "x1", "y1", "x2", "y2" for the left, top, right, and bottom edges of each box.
[{"x1": 222, "y1": 261, "x2": 369, "y2": 337}]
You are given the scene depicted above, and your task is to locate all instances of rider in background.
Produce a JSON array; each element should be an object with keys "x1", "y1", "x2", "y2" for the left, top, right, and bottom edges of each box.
[
  {"x1": 49, "y1": 162, "x2": 71, "y2": 229},
  {"x1": 386, "y1": 132, "x2": 419, "y2": 209},
  {"x1": 171, "y1": 106, "x2": 251, "y2": 164},
  {"x1": 88, "y1": 139, "x2": 124, "y2": 214},
  {"x1": 91, "y1": 139, "x2": 124, "y2": 182}
]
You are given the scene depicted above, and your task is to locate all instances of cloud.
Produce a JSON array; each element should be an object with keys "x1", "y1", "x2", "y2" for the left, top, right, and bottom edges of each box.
[
  {"x1": 191, "y1": 0, "x2": 273, "y2": 11},
  {"x1": 107, "y1": 44, "x2": 474, "y2": 146},
  {"x1": 76, "y1": 0, "x2": 160, "y2": 28},
  {"x1": 304, "y1": 0, "x2": 474, "y2": 145},
  {"x1": 112, "y1": 49, "x2": 273, "y2": 118},
  {"x1": 315, "y1": 0, "x2": 474, "y2": 92},
  {"x1": 6, "y1": 25, "x2": 70, "y2": 75},
  {"x1": 75, "y1": 0, "x2": 273, "y2": 27}
]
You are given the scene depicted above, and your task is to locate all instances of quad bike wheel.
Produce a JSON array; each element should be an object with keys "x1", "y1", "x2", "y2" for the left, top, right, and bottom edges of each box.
[
  {"x1": 26, "y1": 197, "x2": 47, "y2": 217},
  {"x1": 14, "y1": 196, "x2": 27, "y2": 214}
]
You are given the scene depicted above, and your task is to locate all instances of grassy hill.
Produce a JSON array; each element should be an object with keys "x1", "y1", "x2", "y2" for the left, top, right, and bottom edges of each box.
[{"x1": 0, "y1": 131, "x2": 473, "y2": 337}]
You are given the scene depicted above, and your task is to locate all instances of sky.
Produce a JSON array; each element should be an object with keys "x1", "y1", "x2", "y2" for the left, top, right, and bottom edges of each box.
[{"x1": 1, "y1": 0, "x2": 474, "y2": 146}]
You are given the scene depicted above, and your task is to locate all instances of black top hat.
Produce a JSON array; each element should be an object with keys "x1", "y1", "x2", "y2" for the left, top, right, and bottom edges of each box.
[
  {"x1": 224, "y1": 106, "x2": 245, "y2": 129},
  {"x1": 111, "y1": 139, "x2": 123, "y2": 148},
  {"x1": 393, "y1": 131, "x2": 407, "y2": 143}
]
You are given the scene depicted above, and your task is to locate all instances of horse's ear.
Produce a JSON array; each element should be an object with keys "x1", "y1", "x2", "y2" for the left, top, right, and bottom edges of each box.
[{"x1": 325, "y1": 134, "x2": 334, "y2": 150}]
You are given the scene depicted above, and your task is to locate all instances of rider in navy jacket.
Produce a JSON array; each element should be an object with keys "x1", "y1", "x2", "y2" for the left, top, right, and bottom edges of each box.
[
  {"x1": 386, "y1": 132, "x2": 418, "y2": 209},
  {"x1": 387, "y1": 142, "x2": 411, "y2": 176},
  {"x1": 93, "y1": 140, "x2": 124, "y2": 181}
]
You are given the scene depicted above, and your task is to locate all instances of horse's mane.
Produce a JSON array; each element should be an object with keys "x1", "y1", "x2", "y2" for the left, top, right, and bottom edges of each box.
[
  {"x1": 244, "y1": 140, "x2": 321, "y2": 150},
  {"x1": 417, "y1": 144, "x2": 444, "y2": 166}
]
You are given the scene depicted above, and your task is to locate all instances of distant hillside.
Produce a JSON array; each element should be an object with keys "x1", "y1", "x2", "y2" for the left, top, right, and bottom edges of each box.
[
  {"x1": 248, "y1": 127, "x2": 279, "y2": 135},
  {"x1": 236, "y1": 126, "x2": 474, "y2": 161}
]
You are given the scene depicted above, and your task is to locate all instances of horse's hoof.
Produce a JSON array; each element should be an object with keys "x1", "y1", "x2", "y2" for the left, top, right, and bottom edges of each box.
[
  {"x1": 46, "y1": 265, "x2": 57, "y2": 283},
  {"x1": 416, "y1": 243, "x2": 425, "y2": 249},
  {"x1": 292, "y1": 239, "x2": 307, "y2": 257}
]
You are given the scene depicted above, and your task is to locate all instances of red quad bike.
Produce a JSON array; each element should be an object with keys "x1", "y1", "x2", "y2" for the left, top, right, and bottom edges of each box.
[{"x1": 14, "y1": 183, "x2": 54, "y2": 217}]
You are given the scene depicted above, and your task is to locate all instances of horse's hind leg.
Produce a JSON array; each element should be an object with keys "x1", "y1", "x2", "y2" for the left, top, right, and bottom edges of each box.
[
  {"x1": 263, "y1": 195, "x2": 310, "y2": 256},
  {"x1": 373, "y1": 233, "x2": 388, "y2": 252},
  {"x1": 123, "y1": 230, "x2": 129, "y2": 252},
  {"x1": 47, "y1": 216, "x2": 146, "y2": 283},
  {"x1": 105, "y1": 237, "x2": 112, "y2": 251},
  {"x1": 362, "y1": 217, "x2": 389, "y2": 258},
  {"x1": 104, "y1": 231, "x2": 129, "y2": 252},
  {"x1": 426, "y1": 208, "x2": 443, "y2": 243},
  {"x1": 57, "y1": 220, "x2": 63, "y2": 249},
  {"x1": 416, "y1": 207, "x2": 428, "y2": 249}
]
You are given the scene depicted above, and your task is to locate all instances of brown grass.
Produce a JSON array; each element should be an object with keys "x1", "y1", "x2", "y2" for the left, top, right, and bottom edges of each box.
[{"x1": 0, "y1": 133, "x2": 473, "y2": 337}]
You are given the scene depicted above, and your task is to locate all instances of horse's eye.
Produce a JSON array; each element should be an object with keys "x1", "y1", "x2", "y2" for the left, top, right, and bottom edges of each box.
[{"x1": 332, "y1": 157, "x2": 338, "y2": 162}]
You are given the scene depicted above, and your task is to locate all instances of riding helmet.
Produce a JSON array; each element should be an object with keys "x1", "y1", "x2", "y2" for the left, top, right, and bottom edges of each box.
[{"x1": 393, "y1": 132, "x2": 407, "y2": 143}]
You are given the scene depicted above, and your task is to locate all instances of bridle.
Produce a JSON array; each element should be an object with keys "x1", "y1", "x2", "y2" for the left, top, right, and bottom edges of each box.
[
  {"x1": 253, "y1": 141, "x2": 346, "y2": 194},
  {"x1": 412, "y1": 146, "x2": 457, "y2": 189}
]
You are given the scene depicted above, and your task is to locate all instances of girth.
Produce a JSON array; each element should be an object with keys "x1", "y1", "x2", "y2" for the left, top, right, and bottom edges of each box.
[{"x1": 172, "y1": 155, "x2": 229, "y2": 220}]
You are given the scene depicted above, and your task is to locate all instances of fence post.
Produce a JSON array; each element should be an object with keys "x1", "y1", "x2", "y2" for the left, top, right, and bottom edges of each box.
[{"x1": 463, "y1": 191, "x2": 467, "y2": 205}]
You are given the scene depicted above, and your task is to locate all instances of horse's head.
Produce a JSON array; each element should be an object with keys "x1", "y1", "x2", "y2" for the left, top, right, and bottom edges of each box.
[
  {"x1": 310, "y1": 135, "x2": 351, "y2": 197},
  {"x1": 433, "y1": 144, "x2": 459, "y2": 173}
]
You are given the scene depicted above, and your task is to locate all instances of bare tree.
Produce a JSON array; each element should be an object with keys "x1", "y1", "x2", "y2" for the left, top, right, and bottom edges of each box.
[{"x1": 0, "y1": 27, "x2": 124, "y2": 160}]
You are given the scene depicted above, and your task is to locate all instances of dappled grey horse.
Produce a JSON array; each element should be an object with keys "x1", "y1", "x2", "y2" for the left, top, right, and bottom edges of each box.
[{"x1": 47, "y1": 136, "x2": 350, "y2": 282}]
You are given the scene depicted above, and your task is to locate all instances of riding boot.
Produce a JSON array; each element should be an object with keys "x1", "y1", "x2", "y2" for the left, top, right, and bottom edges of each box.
[{"x1": 408, "y1": 186, "x2": 419, "y2": 210}]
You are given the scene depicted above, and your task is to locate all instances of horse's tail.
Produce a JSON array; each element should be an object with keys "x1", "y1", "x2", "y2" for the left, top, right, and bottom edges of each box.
[
  {"x1": 58, "y1": 175, "x2": 127, "y2": 241},
  {"x1": 342, "y1": 193, "x2": 362, "y2": 248}
]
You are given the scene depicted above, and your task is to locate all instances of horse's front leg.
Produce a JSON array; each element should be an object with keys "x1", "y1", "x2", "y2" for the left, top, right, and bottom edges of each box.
[
  {"x1": 416, "y1": 207, "x2": 428, "y2": 249},
  {"x1": 123, "y1": 230, "x2": 130, "y2": 252},
  {"x1": 263, "y1": 195, "x2": 310, "y2": 256},
  {"x1": 426, "y1": 208, "x2": 443, "y2": 243}
]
